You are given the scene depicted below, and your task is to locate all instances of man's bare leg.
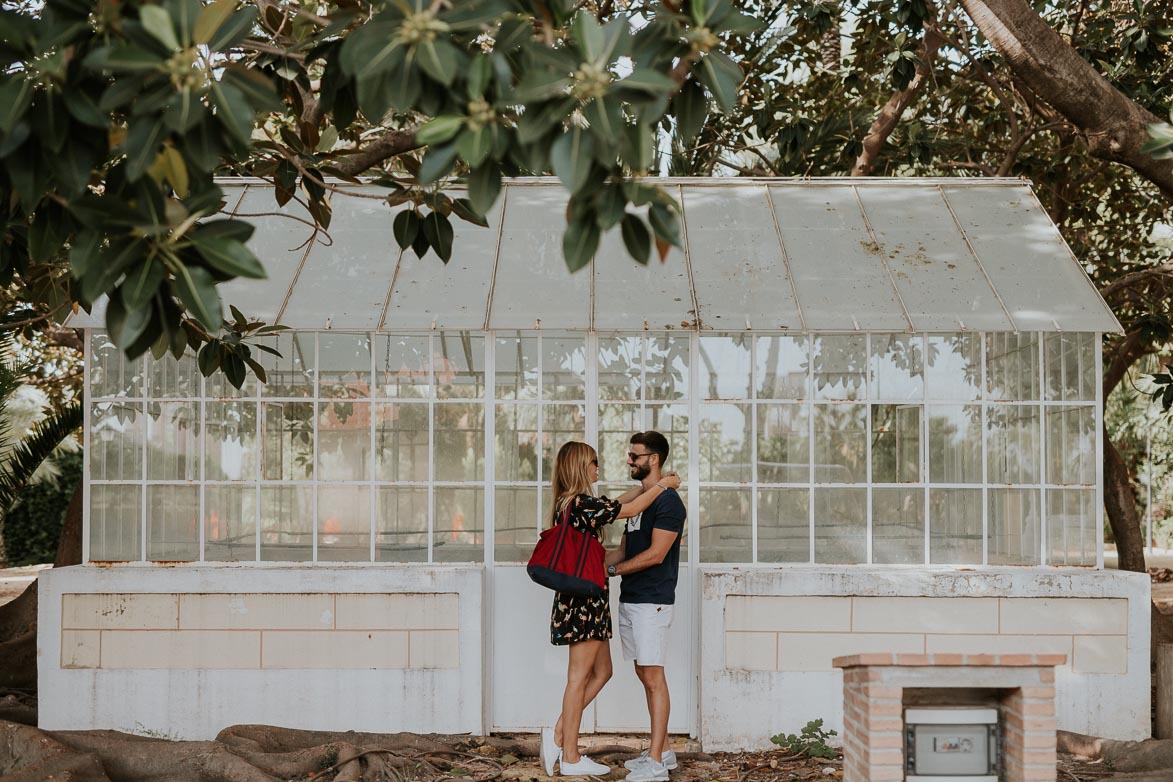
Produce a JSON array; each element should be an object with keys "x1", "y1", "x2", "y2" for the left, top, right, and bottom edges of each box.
[{"x1": 634, "y1": 663, "x2": 670, "y2": 762}]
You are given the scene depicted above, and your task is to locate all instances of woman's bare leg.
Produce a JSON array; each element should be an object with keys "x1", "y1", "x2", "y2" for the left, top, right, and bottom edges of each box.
[
  {"x1": 556, "y1": 640, "x2": 612, "y2": 748},
  {"x1": 558, "y1": 639, "x2": 606, "y2": 764}
]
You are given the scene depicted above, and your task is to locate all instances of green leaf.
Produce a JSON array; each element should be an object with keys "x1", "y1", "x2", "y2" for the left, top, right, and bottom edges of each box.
[
  {"x1": 583, "y1": 95, "x2": 623, "y2": 145},
  {"x1": 713, "y1": 9, "x2": 760, "y2": 35},
  {"x1": 621, "y1": 213, "x2": 651, "y2": 265},
  {"x1": 194, "y1": 219, "x2": 255, "y2": 245},
  {"x1": 467, "y1": 53, "x2": 492, "y2": 98},
  {"x1": 672, "y1": 79, "x2": 708, "y2": 144},
  {"x1": 84, "y1": 45, "x2": 165, "y2": 73},
  {"x1": 416, "y1": 115, "x2": 465, "y2": 146},
  {"x1": 551, "y1": 127, "x2": 595, "y2": 194},
  {"x1": 457, "y1": 126, "x2": 492, "y2": 167},
  {"x1": 698, "y1": 51, "x2": 744, "y2": 113},
  {"x1": 210, "y1": 80, "x2": 255, "y2": 145},
  {"x1": 0, "y1": 78, "x2": 33, "y2": 133},
  {"x1": 616, "y1": 68, "x2": 677, "y2": 96},
  {"x1": 107, "y1": 289, "x2": 153, "y2": 349},
  {"x1": 417, "y1": 38, "x2": 462, "y2": 86},
  {"x1": 191, "y1": 236, "x2": 266, "y2": 278},
  {"x1": 123, "y1": 117, "x2": 165, "y2": 181},
  {"x1": 570, "y1": 10, "x2": 605, "y2": 62},
  {"x1": 648, "y1": 202, "x2": 682, "y2": 248},
  {"x1": 69, "y1": 230, "x2": 102, "y2": 279},
  {"x1": 63, "y1": 87, "x2": 106, "y2": 127},
  {"x1": 421, "y1": 211, "x2": 454, "y2": 263},
  {"x1": 467, "y1": 165, "x2": 500, "y2": 216},
  {"x1": 123, "y1": 258, "x2": 165, "y2": 311},
  {"x1": 173, "y1": 262, "x2": 223, "y2": 329},
  {"x1": 141, "y1": 5, "x2": 180, "y2": 50},
  {"x1": 339, "y1": 19, "x2": 400, "y2": 77},
  {"x1": 620, "y1": 123, "x2": 655, "y2": 172},
  {"x1": 562, "y1": 217, "x2": 599, "y2": 272},
  {"x1": 207, "y1": 5, "x2": 256, "y2": 51},
  {"x1": 220, "y1": 64, "x2": 279, "y2": 111},
  {"x1": 595, "y1": 185, "x2": 626, "y2": 230},
  {"x1": 194, "y1": 0, "x2": 236, "y2": 45},
  {"x1": 451, "y1": 197, "x2": 488, "y2": 228},
  {"x1": 198, "y1": 339, "x2": 221, "y2": 376},
  {"x1": 393, "y1": 209, "x2": 420, "y2": 250},
  {"x1": 418, "y1": 142, "x2": 459, "y2": 186}
]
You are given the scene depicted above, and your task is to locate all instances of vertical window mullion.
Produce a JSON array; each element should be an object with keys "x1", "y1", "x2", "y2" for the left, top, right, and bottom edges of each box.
[
  {"x1": 82, "y1": 331, "x2": 92, "y2": 564},
  {"x1": 865, "y1": 333, "x2": 872, "y2": 565},
  {"x1": 922, "y1": 335, "x2": 930, "y2": 564},
  {"x1": 1094, "y1": 333, "x2": 1104, "y2": 568},
  {"x1": 750, "y1": 335, "x2": 758, "y2": 564},
  {"x1": 1039, "y1": 332, "x2": 1047, "y2": 565},
  {"x1": 687, "y1": 331, "x2": 699, "y2": 568},
  {"x1": 980, "y1": 332, "x2": 989, "y2": 565},
  {"x1": 484, "y1": 332, "x2": 495, "y2": 567},
  {"x1": 427, "y1": 331, "x2": 435, "y2": 564},
  {"x1": 807, "y1": 333, "x2": 815, "y2": 564},
  {"x1": 312, "y1": 333, "x2": 320, "y2": 562},
  {"x1": 198, "y1": 369, "x2": 206, "y2": 562},
  {"x1": 140, "y1": 393, "x2": 147, "y2": 562},
  {"x1": 255, "y1": 367, "x2": 262, "y2": 562},
  {"x1": 370, "y1": 333, "x2": 377, "y2": 563}
]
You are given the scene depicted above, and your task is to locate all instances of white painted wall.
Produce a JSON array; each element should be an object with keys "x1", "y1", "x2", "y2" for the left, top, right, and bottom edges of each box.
[{"x1": 697, "y1": 567, "x2": 1151, "y2": 750}]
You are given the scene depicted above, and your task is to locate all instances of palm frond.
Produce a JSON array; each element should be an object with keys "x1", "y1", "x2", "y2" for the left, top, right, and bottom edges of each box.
[{"x1": 0, "y1": 401, "x2": 83, "y2": 515}]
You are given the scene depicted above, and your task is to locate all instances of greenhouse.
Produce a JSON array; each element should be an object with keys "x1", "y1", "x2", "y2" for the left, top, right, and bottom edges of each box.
[{"x1": 42, "y1": 178, "x2": 1150, "y2": 748}]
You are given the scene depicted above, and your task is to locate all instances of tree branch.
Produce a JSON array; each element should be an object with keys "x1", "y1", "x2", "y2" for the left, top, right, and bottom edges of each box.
[{"x1": 330, "y1": 126, "x2": 422, "y2": 178}]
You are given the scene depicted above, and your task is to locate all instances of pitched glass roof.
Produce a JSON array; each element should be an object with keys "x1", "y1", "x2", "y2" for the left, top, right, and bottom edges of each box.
[{"x1": 69, "y1": 178, "x2": 1121, "y2": 333}]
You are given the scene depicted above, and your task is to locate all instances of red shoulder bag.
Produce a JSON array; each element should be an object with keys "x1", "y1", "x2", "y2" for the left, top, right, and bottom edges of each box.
[{"x1": 526, "y1": 500, "x2": 606, "y2": 597}]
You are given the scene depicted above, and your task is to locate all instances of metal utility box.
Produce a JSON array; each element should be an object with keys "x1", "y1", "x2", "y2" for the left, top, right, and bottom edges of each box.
[{"x1": 904, "y1": 707, "x2": 999, "y2": 781}]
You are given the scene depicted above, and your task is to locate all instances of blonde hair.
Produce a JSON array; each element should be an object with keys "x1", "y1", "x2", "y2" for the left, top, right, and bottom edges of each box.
[{"x1": 548, "y1": 441, "x2": 597, "y2": 527}]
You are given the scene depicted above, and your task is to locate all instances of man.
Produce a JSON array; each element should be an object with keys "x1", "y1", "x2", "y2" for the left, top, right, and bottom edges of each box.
[{"x1": 605, "y1": 431, "x2": 686, "y2": 782}]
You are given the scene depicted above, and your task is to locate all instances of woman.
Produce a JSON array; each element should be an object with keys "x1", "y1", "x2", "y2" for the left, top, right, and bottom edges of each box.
[{"x1": 539, "y1": 441, "x2": 682, "y2": 777}]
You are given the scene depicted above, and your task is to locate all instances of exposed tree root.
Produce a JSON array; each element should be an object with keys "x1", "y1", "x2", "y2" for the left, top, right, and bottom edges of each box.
[{"x1": 1059, "y1": 730, "x2": 1173, "y2": 774}]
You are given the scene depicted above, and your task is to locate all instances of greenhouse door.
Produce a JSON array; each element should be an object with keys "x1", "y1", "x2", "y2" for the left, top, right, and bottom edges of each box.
[{"x1": 490, "y1": 565, "x2": 695, "y2": 735}]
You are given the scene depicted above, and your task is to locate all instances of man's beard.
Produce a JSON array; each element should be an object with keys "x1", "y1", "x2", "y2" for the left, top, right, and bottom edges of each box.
[{"x1": 630, "y1": 463, "x2": 651, "y2": 481}]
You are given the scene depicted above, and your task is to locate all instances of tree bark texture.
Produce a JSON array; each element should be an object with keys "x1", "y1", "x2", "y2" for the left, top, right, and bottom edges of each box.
[
  {"x1": 1104, "y1": 431, "x2": 1146, "y2": 572},
  {"x1": 958, "y1": 0, "x2": 1173, "y2": 198},
  {"x1": 331, "y1": 127, "x2": 421, "y2": 178}
]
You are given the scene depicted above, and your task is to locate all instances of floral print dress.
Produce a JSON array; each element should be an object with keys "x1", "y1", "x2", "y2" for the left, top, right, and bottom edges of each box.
[{"x1": 550, "y1": 493, "x2": 621, "y2": 646}]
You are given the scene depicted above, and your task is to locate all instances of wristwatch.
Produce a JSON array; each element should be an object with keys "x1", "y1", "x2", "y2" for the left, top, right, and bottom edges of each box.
[{"x1": 607, "y1": 564, "x2": 618, "y2": 577}]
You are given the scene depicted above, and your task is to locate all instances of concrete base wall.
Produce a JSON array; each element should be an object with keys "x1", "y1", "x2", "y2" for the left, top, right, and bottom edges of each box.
[
  {"x1": 39, "y1": 565, "x2": 484, "y2": 740},
  {"x1": 697, "y1": 567, "x2": 1151, "y2": 751}
]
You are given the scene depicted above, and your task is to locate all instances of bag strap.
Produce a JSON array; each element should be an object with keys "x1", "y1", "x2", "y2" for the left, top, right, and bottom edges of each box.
[{"x1": 546, "y1": 500, "x2": 574, "y2": 568}]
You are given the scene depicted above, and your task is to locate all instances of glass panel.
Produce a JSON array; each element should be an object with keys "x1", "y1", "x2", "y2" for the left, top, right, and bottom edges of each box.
[
  {"x1": 812, "y1": 334, "x2": 866, "y2": 401},
  {"x1": 376, "y1": 334, "x2": 431, "y2": 398},
  {"x1": 91, "y1": 402, "x2": 143, "y2": 480},
  {"x1": 495, "y1": 485, "x2": 539, "y2": 563},
  {"x1": 205, "y1": 401, "x2": 257, "y2": 481},
  {"x1": 318, "y1": 485, "x2": 371, "y2": 561},
  {"x1": 871, "y1": 404, "x2": 921, "y2": 483},
  {"x1": 986, "y1": 332, "x2": 1040, "y2": 401},
  {"x1": 756, "y1": 335, "x2": 808, "y2": 399},
  {"x1": 599, "y1": 404, "x2": 641, "y2": 482},
  {"x1": 376, "y1": 486, "x2": 428, "y2": 562},
  {"x1": 375, "y1": 402, "x2": 429, "y2": 481},
  {"x1": 1048, "y1": 489, "x2": 1096, "y2": 566},
  {"x1": 1045, "y1": 332, "x2": 1095, "y2": 401},
  {"x1": 1046, "y1": 406, "x2": 1095, "y2": 485},
  {"x1": 89, "y1": 484, "x2": 140, "y2": 561},
  {"x1": 698, "y1": 335, "x2": 752, "y2": 400},
  {"x1": 318, "y1": 333, "x2": 372, "y2": 399},
  {"x1": 434, "y1": 487, "x2": 484, "y2": 562},
  {"x1": 698, "y1": 487, "x2": 751, "y2": 563},
  {"x1": 757, "y1": 404, "x2": 809, "y2": 483},
  {"x1": 434, "y1": 332, "x2": 485, "y2": 398},
  {"x1": 645, "y1": 404, "x2": 689, "y2": 477},
  {"x1": 495, "y1": 334, "x2": 539, "y2": 400},
  {"x1": 925, "y1": 334, "x2": 981, "y2": 401},
  {"x1": 146, "y1": 485, "x2": 199, "y2": 561},
  {"x1": 989, "y1": 487, "x2": 1041, "y2": 564},
  {"x1": 145, "y1": 401, "x2": 199, "y2": 481},
  {"x1": 987, "y1": 405, "x2": 1040, "y2": 484},
  {"x1": 146, "y1": 352, "x2": 199, "y2": 398},
  {"x1": 928, "y1": 405, "x2": 982, "y2": 484},
  {"x1": 699, "y1": 403, "x2": 751, "y2": 483},
  {"x1": 258, "y1": 332, "x2": 314, "y2": 398},
  {"x1": 318, "y1": 401, "x2": 371, "y2": 482},
  {"x1": 434, "y1": 403, "x2": 485, "y2": 481},
  {"x1": 495, "y1": 404, "x2": 539, "y2": 482},
  {"x1": 929, "y1": 488, "x2": 982, "y2": 564},
  {"x1": 757, "y1": 488, "x2": 809, "y2": 562},
  {"x1": 813, "y1": 486, "x2": 866, "y2": 563},
  {"x1": 544, "y1": 334, "x2": 587, "y2": 400},
  {"x1": 813, "y1": 404, "x2": 866, "y2": 483},
  {"x1": 870, "y1": 334, "x2": 923, "y2": 399},
  {"x1": 205, "y1": 484, "x2": 256, "y2": 561},
  {"x1": 646, "y1": 335, "x2": 689, "y2": 401},
  {"x1": 599, "y1": 335, "x2": 643, "y2": 401},
  {"x1": 91, "y1": 332, "x2": 143, "y2": 398},
  {"x1": 872, "y1": 487, "x2": 924, "y2": 564},
  {"x1": 260, "y1": 485, "x2": 312, "y2": 561},
  {"x1": 261, "y1": 402, "x2": 314, "y2": 480},
  {"x1": 541, "y1": 403, "x2": 588, "y2": 477}
]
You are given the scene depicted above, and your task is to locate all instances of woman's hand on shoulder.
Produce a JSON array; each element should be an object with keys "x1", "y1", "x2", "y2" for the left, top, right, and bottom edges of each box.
[{"x1": 659, "y1": 474, "x2": 682, "y2": 490}]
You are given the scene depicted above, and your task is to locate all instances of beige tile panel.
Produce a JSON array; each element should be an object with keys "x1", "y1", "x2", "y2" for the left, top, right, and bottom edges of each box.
[
  {"x1": 262, "y1": 631, "x2": 410, "y2": 669},
  {"x1": 61, "y1": 629, "x2": 100, "y2": 668},
  {"x1": 1073, "y1": 635, "x2": 1128, "y2": 675},
  {"x1": 63, "y1": 594, "x2": 178, "y2": 630},
  {"x1": 999, "y1": 598, "x2": 1128, "y2": 635},
  {"x1": 852, "y1": 597, "x2": 999, "y2": 634},
  {"x1": 925, "y1": 634, "x2": 1073, "y2": 658},
  {"x1": 724, "y1": 596, "x2": 852, "y2": 633},
  {"x1": 778, "y1": 633, "x2": 925, "y2": 672},
  {"x1": 100, "y1": 631, "x2": 260, "y2": 669},
  {"x1": 409, "y1": 630, "x2": 460, "y2": 669},
  {"x1": 179, "y1": 594, "x2": 335, "y2": 630},
  {"x1": 335, "y1": 593, "x2": 459, "y2": 630},
  {"x1": 725, "y1": 632, "x2": 778, "y2": 671}
]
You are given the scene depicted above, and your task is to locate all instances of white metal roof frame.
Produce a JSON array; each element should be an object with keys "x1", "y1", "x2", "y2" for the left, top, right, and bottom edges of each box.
[{"x1": 69, "y1": 177, "x2": 1122, "y2": 334}]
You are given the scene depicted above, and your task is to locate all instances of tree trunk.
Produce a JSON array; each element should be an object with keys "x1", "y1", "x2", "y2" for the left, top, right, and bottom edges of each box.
[
  {"x1": 1104, "y1": 431, "x2": 1146, "y2": 572},
  {"x1": 957, "y1": 0, "x2": 1173, "y2": 199}
]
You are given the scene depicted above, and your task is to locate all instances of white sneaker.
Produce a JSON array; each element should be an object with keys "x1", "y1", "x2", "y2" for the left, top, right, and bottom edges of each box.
[
  {"x1": 624, "y1": 749, "x2": 678, "y2": 771},
  {"x1": 624, "y1": 759, "x2": 670, "y2": 782},
  {"x1": 559, "y1": 755, "x2": 611, "y2": 776},
  {"x1": 540, "y1": 727, "x2": 561, "y2": 776}
]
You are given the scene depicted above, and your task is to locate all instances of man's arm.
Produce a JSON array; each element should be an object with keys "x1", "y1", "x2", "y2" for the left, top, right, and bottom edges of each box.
[{"x1": 613, "y1": 528, "x2": 678, "y2": 576}]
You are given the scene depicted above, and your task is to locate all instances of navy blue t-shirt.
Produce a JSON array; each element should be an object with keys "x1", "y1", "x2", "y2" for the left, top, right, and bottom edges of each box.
[{"x1": 619, "y1": 488, "x2": 686, "y2": 605}]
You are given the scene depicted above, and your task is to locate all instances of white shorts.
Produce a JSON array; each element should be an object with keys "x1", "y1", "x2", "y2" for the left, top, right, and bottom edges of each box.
[{"x1": 617, "y1": 602, "x2": 674, "y2": 667}]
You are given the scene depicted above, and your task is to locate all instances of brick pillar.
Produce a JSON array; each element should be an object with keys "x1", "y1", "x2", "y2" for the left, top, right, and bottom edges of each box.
[
  {"x1": 841, "y1": 666, "x2": 904, "y2": 781},
  {"x1": 1001, "y1": 670, "x2": 1059, "y2": 782}
]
